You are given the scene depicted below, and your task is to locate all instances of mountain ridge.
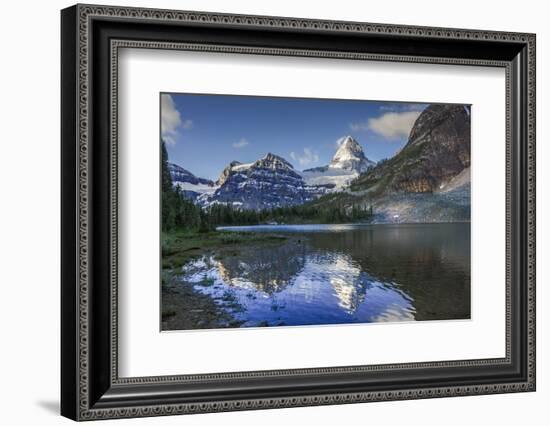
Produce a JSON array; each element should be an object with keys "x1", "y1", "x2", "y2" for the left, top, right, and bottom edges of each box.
[
  {"x1": 167, "y1": 104, "x2": 471, "y2": 222},
  {"x1": 169, "y1": 136, "x2": 375, "y2": 210},
  {"x1": 168, "y1": 162, "x2": 215, "y2": 187},
  {"x1": 197, "y1": 152, "x2": 319, "y2": 210}
]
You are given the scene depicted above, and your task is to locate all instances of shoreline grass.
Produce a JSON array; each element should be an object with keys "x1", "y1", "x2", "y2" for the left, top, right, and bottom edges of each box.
[{"x1": 162, "y1": 229, "x2": 289, "y2": 271}]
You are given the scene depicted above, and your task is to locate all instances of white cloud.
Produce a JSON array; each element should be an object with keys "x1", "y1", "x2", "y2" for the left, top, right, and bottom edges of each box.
[
  {"x1": 290, "y1": 148, "x2": 319, "y2": 167},
  {"x1": 349, "y1": 121, "x2": 369, "y2": 132},
  {"x1": 181, "y1": 119, "x2": 193, "y2": 130},
  {"x1": 161, "y1": 94, "x2": 192, "y2": 145},
  {"x1": 350, "y1": 111, "x2": 422, "y2": 140},
  {"x1": 162, "y1": 135, "x2": 177, "y2": 146},
  {"x1": 232, "y1": 138, "x2": 249, "y2": 149}
]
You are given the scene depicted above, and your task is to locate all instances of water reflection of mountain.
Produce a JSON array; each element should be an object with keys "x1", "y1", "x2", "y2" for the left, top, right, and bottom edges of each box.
[
  {"x1": 213, "y1": 243, "x2": 409, "y2": 317},
  {"x1": 214, "y1": 241, "x2": 307, "y2": 294},
  {"x1": 206, "y1": 223, "x2": 470, "y2": 324},
  {"x1": 305, "y1": 224, "x2": 471, "y2": 320},
  {"x1": 328, "y1": 260, "x2": 369, "y2": 313},
  {"x1": 293, "y1": 252, "x2": 374, "y2": 314}
]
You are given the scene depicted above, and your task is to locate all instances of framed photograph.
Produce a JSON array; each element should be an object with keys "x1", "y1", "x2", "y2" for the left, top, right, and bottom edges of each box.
[{"x1": 61, "y1": 4, "x2": 536, "y2": 421}]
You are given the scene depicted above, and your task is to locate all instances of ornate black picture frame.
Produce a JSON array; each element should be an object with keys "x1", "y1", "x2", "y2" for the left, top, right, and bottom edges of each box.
[{"x1": 61, "y1": 4, "x2": 536, "y2": 421}]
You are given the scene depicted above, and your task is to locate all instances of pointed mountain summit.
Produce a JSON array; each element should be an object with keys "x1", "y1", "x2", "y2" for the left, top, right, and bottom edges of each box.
[
  {"x1": 329, "y1": 136, "x2": 375, "y2": 173},
  {"x1": 301, "y1": 136, "x2": 375, "y2": 190},
  {"x1": 305, "y1": 104, "x2": 471, "y2": 223}
]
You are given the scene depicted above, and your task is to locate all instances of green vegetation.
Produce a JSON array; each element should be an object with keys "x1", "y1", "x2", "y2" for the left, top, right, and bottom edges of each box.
[
  {"x1": 350, "y1": 136, "x2": 427, "y2": 193},
  {"x1": 161, "y1": 142, "x2": 204, "y2": 231},
  {"x1": 162, "y1": 229, "x2": 288, "y2": 270},
  {"x1": 267, "y1": 194, "x2": 374, "y2": 224}
]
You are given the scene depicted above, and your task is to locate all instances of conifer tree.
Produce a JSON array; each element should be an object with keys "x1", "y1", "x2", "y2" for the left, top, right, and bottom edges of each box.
[{"x1": 161, "y1": 140, "x2": 173, "y2": 193}]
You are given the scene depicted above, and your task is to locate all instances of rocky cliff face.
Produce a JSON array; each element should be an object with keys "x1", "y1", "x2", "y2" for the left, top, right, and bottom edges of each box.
[
  {"x1": 216, "y1": 161, "x2": 244, "y2": 186},
  {"x1": 200, "y1": 153, "x2": 318, "y2": 210},
  {"x1": 351, "y1": 104, "x2": 470, "y2": 194}
]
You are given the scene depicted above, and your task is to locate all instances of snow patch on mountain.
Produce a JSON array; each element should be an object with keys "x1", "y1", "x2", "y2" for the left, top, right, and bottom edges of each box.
[
  {"x1": 300, "y1": 168, "x2": 356, "y2": 189},
  {"x1": 168, "y1": 162, "x2": 216, "y2": 196},
  {"x1": 174, "y1": 182, "x2": 218, "y2": 194}
]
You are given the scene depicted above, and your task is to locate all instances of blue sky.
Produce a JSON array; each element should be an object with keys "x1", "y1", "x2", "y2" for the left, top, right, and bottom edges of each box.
[{"x1": 161, "y1": 93, "x2": 429, "y2": 181}]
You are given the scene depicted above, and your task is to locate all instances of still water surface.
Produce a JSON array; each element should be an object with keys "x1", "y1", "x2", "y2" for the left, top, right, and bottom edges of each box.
[{"x1": 176, "y1": 223, "x2": 470, "y2": 328}]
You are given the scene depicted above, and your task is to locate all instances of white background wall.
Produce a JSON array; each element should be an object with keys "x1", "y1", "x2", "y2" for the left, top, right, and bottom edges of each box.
[{"x1": 0, "y1": 0, "x2": 547, "y2": 424}]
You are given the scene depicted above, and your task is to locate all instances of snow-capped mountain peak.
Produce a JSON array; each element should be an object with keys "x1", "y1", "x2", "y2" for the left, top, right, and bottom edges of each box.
[
  {"x1": 301, "y1": 136, "x2": 375, "y2": 190},
  {"x1": 216, "y1": 153, "x2": 292, "y2": 186},
  {"x1": 254, "y1": 152, "x2": 294, "y2": 171},
  {"x1": 174, "y1": 139, "x2": 375, "y2": 209},
  {"x1": 329, "y1": 136, "x2": 375, "y2": 172},
  {"x1": 199, "y1": 152, "x2": 316, "y2": 210}
]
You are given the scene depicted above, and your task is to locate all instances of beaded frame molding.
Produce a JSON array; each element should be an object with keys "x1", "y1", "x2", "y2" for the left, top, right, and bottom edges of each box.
[{"x1": 61, "y1": 4, "x2": 536, "y2": 421}]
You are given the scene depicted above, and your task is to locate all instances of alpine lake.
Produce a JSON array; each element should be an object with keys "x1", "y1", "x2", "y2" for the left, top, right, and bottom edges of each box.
[{"x1": 161, "y1": 223, "x2": 471, "y2": 330}]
